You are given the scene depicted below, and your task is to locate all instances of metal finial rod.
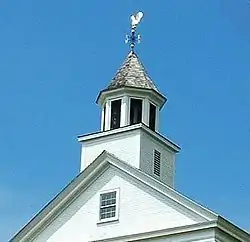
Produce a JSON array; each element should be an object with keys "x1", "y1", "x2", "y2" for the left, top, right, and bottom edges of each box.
[{"x1": 125, "y1": 12, "x2": 143, "y2": 51}]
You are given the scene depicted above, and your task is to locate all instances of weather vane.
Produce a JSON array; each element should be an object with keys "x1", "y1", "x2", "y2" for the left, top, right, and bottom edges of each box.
[{"x1": 125, "y1": 11, "x2": 144, "y2": 51}]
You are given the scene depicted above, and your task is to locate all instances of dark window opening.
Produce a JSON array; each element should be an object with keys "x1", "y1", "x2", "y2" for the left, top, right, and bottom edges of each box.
[
  {"x1": 130, "y1": 99, "x2": 142, "y2": 125},
  {"x1": 103, "y1": 105, "x2": 106, "y2": 131},
  {"x1": 110, "y1": 99, "x2": 121, "y2": 129},
  {"x1": 153, "y1": 150, "x2": 161, "y2": 176},
  {"x1": 149, "y1": 103, "x2": 156, "y2": 131}
]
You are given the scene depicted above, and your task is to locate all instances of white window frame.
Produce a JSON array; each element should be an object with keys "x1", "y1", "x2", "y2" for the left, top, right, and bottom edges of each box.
[{"x1": 98, "y1": 188, "x2": 120, "y2": 223}]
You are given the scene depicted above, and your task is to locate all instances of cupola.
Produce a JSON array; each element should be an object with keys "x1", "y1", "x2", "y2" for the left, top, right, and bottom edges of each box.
[{"x1": 97, "y1": 51, "x2": 166, "y2": 133}]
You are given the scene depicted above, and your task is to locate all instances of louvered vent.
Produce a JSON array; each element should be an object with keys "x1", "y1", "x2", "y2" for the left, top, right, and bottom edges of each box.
[{"x1": 153, "y1": 150, "x2": 161, "y2": 176}]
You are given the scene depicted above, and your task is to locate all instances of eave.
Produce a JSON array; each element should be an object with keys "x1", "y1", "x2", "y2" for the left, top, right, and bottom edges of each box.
[
  {"x1": 78, "y1": 123, "x2": 181, "y2": 153},
  {"x1": 96, "y1": 86, "x2": 167, "y2": 109}
]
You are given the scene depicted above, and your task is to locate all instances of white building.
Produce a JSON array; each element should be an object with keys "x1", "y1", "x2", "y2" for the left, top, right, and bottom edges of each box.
[{"x1": 11, "y1": 47, "x2": 250, "y2": 241}]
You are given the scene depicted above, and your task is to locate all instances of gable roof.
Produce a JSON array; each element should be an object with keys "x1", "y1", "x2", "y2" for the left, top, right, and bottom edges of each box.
[
  {"x1": 11, "y1": 151, "x2": 250, "y2": 242},
  {"x1": 107, "y1": 51, "x2": 159, "y2": 92}
]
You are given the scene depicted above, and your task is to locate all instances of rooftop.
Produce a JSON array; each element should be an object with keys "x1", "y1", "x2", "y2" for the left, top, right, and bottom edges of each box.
[{"x1": 107, "y1": 51, "x2": 159, "y2": 92}]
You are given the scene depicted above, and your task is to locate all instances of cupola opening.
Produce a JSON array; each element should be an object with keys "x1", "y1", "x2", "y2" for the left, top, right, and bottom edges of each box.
[
  {"x1": 110, "y1": 99, "x2": 121, "y2": 129},
  {"x1": 130, "y1": 98, "x2": 143, "y2": 125},
  {"x1": 149, "y1": 103, "x2": 156, "y2": 131}
]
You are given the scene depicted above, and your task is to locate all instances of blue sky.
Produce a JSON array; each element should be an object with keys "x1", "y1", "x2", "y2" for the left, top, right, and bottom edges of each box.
[{"x1": 1, "y1": 0, "x2": 250, "y2": 241}]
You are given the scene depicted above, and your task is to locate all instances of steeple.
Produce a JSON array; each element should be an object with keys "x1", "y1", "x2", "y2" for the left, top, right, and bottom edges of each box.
[{"x1": 78, "y1": 12, "x2": 180, "y2": 188}]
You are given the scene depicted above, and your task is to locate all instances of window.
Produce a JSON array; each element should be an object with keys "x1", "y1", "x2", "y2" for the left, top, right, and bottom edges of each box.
[
  {"x1": 110, "y1": 99, "x2": 121, "y2": 129},
  {"x1": 130, "y1": 98, "x2": 142, "y2": 125},
  {"x1": 149, "y1": 103, "x2": 156, "y2": 131},
  {"x1": 99, "y1": 190, "x2": 119, "y2": 222},
  {"x1": 153, "y1": 149, "x2": 161, "y2": 176}
]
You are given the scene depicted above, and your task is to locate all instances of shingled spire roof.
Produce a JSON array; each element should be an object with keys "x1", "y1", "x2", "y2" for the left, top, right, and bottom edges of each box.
[{"x1": 107, "y1": 51, "x2": 159, "y2": 92}]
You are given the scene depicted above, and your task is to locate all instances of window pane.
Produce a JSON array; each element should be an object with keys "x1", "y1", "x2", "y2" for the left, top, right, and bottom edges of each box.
[
  {"x1": 101, "y1": 191, "x2": 116, "y2": 203},
  {"x1": 100, "y1": 205, "x2": 116, "y2": 219},
  {"x1": 100, "y1": 191, "x2": 117, "y2": 220}
]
